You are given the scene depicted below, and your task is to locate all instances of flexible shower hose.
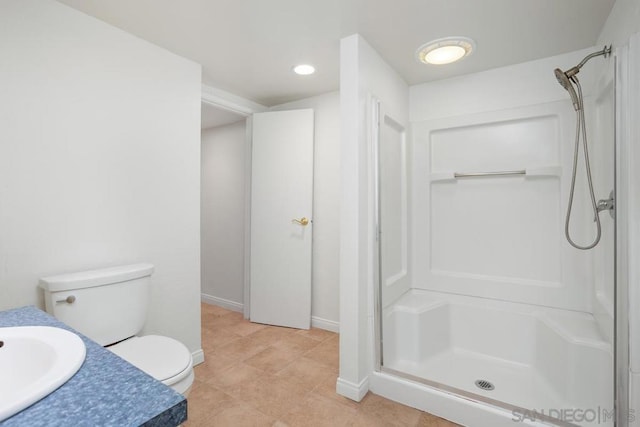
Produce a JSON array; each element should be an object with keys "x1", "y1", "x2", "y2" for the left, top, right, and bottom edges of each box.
[{"x1": 564, "y1": 78, "x2": 602, "y2": 250}]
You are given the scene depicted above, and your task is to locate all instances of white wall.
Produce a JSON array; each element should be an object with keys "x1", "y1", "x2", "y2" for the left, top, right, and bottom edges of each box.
[
  {"x1": 338, "y1": 34, "x2": 409, "y2": 401},
  {"x1": 201, "y1": 121, "x2": 247, "y2": 310},
  {"x1": 0, "y1": 0, "x2": 202, "y2": 353},
  {"x1": 271, "y1": 92, "x2": 341, "y2": 326}
]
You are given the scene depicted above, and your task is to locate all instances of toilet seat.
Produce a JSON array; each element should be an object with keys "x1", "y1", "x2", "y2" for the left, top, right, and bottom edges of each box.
[{"x1": 109, "y1": 335, "x2": 193, "y2": 386}]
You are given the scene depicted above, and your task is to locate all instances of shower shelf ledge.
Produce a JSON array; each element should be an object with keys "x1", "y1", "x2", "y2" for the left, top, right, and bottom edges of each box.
[{"x1": 430, "y1": 166, "x2": 561, "y2": 182}]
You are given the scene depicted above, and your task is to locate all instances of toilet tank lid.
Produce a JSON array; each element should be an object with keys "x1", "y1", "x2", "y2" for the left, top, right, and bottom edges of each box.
[{"x1": 39, "y1": 263, "x2": 154, "y2": 292}]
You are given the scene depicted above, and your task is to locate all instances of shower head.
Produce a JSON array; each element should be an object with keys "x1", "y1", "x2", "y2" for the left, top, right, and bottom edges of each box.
[
  {"x1": 553, "y1": 45, "x2": 611, "y2": 112},
  {"x1": 554, "y1": 68, "x2": 581, "y2": 111}
]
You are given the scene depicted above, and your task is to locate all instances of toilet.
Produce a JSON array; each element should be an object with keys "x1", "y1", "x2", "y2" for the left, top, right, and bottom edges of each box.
[{"x1": 39, "y1": 263, "x2": 194, "y2": 396}]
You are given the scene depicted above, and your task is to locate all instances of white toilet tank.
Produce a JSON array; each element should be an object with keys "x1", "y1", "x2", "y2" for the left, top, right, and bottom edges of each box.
[{"x1": 39, "y1": 264, "x2": 154, "y2": 346}]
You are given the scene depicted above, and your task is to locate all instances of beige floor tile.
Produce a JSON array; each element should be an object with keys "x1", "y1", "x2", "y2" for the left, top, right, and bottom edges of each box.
[
  {"x1": 309, "y1": 375, "x2": 360, "y2": 411},
  {"x1": 209, "y1": 401, "x2": 278, "y2": 427},
  {"x1": 281, "y1": 393, "x2": 357, "y2": 427},
  {"x1": 183, "y1": 380, "x2": 236, "y2": 426},
  {"x1": 276, "y1": 356, "x2": 336, "y2": 390},
  {"x1": 417, "y1": 412, "x2": 461, "y2": 426},
  {"x1": 201, "y1": 327, "x2": 241, "y2": 351},
  {"x1": 207, "y1": 362, "x2": 265, "y2": 391},
  {"x1": 303, "y1": 336, "x2": 339, "y2": 372},
  {"x1": 295, "y1": 328, "x2": 337, "y2": 342},
  {"x1": 346, "y1": 412, "x2": 404, "y2": 427},
  {"x1": 225, "y1": 319, "x2": 268, "y2": 337},
  {"x1": 356, "y1": 393, "x2": 422, "y2": 427},
  {"x1": 227, "y1": 375, "x2": 311, "y2": 419},
  {"x1": 244, "y1": 346, "x2": 300, "y2": 374},
  {"x1": 246, "y1": 325, "x2": 299, "y2": 347},
  {"x1": 207, "y1": 311, "x2": 269, "y2": 339},
  {"x1": 201, "y1": 303, "x2": 232, "y2": 317},
  {"x1": 193, "y1": 353, "x2": 238, "y2": 384},
  {"x1": 271, "y1": 333, "x2": 321, "y2": 355},
  {"x1": 202, "y1": 310, "x2": 244, "y2": 330},
  {"x1": 214, "y1": 335, "x2": 270, "y2": 361}
]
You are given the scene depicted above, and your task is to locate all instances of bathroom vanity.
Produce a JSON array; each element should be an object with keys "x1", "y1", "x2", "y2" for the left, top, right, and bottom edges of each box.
[{"x1": 0, "y1": 306, "x2": 187, "y2": 426}]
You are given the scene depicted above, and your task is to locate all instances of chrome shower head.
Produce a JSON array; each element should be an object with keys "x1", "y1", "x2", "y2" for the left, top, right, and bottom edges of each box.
[
  {"x1": 554, "y1": 68, "x2": 581, "y2": 111},
  {"x1": 553, "y1": 45, "x2": 611, "y2": 112}
]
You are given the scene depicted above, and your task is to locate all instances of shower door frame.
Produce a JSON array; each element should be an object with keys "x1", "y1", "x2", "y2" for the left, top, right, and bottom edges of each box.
[{"x1": 614, "y1": 42, "x2": 631, "y2": 427}]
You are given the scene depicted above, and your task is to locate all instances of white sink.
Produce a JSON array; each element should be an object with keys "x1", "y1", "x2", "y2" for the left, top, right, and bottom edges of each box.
[{"x1": 0, "y1": 326, "x2": 86, "y2": 422}]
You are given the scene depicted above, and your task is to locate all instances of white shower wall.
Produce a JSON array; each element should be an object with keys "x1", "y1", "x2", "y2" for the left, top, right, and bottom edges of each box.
[{"x1": 408, "y1": 47, "x2": 612, "y2": 315}]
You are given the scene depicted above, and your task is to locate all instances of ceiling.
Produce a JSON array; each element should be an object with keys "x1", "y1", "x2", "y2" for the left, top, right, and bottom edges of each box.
[
  {"x1": 57, "y1": 0, "x2": 615, "y2": 107},
  {"x1": 201, "y1": 103, "x2": 245, "y2": 130}
]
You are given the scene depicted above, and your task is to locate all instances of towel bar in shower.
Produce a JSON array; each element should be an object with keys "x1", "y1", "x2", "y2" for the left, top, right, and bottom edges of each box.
[
  {"x1": 454, "y1": 170, "x2": 526, "y2": 178},
  {"x1": 429, "y1": 166, "x2": 561, "y2": 182}
]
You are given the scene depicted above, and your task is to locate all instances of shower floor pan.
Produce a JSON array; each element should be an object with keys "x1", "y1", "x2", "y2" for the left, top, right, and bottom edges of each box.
[{"x1": 382, "y1": 290, "x2": 613, "y2": 425}]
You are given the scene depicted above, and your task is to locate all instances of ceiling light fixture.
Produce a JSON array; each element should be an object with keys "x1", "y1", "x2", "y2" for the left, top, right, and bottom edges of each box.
[
  {"x1": 293, "y1": 64, "x2": 316, "y2": 75},
  {"x1": 416, "y1": 37, "x2": 476, "y2": 65}
]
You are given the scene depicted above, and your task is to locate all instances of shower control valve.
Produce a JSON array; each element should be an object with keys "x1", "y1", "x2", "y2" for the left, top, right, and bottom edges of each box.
[{"x1": 596, "y1": 191, "x2": 615, "y2": 220}]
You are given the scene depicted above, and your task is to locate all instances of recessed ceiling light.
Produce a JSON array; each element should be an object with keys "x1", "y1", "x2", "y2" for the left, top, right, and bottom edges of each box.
[
  {"x1": 416, "y1": 37, "x2": 476, "y2": 65},
  {"x1": 293, "y1": 64, "x2": 316, "y2": 75}
]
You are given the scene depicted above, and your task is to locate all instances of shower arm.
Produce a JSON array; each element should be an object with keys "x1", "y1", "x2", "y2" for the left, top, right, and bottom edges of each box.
[{"x1": 565, "y1": 45, "x2": 612, "y2": 79}]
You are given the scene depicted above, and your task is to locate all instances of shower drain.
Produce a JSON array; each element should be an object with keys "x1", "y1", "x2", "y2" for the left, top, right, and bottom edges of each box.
[{"x1": 474, "y1": 379, "x2": 495, "y2": 391}]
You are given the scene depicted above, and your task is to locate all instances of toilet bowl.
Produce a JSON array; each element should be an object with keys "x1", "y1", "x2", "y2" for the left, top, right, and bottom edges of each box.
[
  {"x1": 109, "y1": 335, "x2": 194, "y2": 396},
  {"x1": 39, "y1": 263, "x2": 195, "y2": 397}
]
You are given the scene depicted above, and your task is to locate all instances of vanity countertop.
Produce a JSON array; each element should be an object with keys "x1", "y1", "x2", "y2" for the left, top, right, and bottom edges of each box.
[{"x1": 0, "y1": 306, "x2": 187, "y2": 426}]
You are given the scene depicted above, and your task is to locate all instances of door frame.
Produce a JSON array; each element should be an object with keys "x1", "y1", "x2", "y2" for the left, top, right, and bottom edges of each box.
[{"x1": 201, "y1": 84, "x2": 266, "y2": 319}]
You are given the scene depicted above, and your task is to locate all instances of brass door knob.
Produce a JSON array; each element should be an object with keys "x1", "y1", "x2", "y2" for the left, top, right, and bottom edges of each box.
[{"x1": 292, "y1": 217, "x2": 310, "y2": 226}]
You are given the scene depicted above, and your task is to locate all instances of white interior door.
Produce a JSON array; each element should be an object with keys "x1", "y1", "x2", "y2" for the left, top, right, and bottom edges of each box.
[{"x1": 250, "y1": 109, "x2": 313, "y2": 329}]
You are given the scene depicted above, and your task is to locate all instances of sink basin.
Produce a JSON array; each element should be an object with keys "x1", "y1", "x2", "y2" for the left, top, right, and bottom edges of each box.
[{"x1": 0, "y1": 326, "x2": 86, "y2": 422}]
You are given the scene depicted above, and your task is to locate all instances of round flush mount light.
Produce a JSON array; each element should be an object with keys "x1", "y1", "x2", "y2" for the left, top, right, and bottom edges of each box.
[
  {"x1": 293, "y1": 64, "x2": 316, "y2": 75},
  {"x1": 416, "y1": 37, "x2": 476, "y2": 65}
]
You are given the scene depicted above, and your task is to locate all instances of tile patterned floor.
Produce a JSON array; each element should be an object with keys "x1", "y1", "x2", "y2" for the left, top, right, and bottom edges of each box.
[{"x1": 185, "y1": 303, "x2": 459, "y2": 426}]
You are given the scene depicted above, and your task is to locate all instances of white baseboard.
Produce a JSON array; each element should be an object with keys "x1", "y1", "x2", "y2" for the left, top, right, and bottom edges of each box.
[
  {"x1": 311, "y1": 316, "x2": 340, "y2": 333},
  {"x1": 192, "y1": 348, "x2": 204, "y2": 366},
  {"x1": 336, "y1": 376, "x2": 369, "y2": 402},
  {"x1": 201, "y1": 293, "x2": 244, "y2": 313}
]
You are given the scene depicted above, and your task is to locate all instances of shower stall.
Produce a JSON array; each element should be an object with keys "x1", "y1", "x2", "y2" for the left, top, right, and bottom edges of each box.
[{"x1": 371, "y1": 45, "x2": 621, "y2": 426}]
